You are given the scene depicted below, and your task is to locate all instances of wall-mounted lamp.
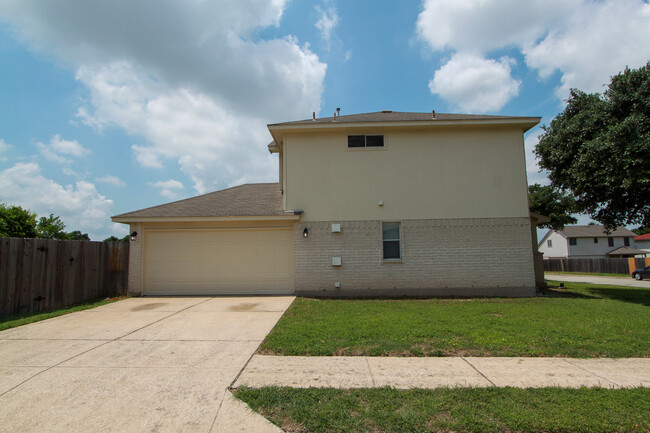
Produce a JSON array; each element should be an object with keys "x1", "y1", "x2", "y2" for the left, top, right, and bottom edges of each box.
[
  {"x1": 303, "y1": 228, "x2": 309, "y2": 238},
  {"x1": 130, "y1": 231, "x2": 138, "y2": 241}
]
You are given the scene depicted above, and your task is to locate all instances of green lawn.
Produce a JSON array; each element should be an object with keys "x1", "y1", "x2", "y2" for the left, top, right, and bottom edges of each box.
[
  {"x1": 546, "y1": 271, "x2": 632, "y2": 278},
  {"x1": 0, "y1": 297, "x2": 126, "y2": 331},
  {"x1": 259, "y1": 282, "x2": 649, "y2": 357},
  {"x1": 235, "y1": 386, "x2": 650, "y2": 433}
]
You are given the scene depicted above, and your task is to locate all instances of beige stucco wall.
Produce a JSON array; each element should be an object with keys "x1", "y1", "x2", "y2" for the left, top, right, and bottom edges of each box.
[
  {"x1": 293, "y1": 217, "x2": 536, "y2": 297},
  {"x1": 283, "y1": 125, "x2": 529, "y2": 222}
]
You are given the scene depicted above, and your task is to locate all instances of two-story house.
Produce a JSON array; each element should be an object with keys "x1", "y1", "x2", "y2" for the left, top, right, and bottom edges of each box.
[
  {"x1": 538, "y1": 225, "x2": 641, "y2": 258},
  {"x1": 113, "y1": 111, "x2": 544, "y2": 297}
]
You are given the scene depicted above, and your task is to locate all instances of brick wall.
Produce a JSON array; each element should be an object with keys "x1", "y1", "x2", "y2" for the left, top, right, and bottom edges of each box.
[{"x1": 293, "y1": 217, "x2": 536, "y2": 297}]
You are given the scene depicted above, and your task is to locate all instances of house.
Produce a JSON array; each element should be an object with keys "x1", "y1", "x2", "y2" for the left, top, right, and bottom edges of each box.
[
  {"x1": 634, "y1": 233, "x2": 650, "y2": 256},
  {"x1": 112, "y1": 110, "x2": 545, "y2": 297},
  {"x1": 538, "y1": 225, "x2": 642, "y2": 259}
]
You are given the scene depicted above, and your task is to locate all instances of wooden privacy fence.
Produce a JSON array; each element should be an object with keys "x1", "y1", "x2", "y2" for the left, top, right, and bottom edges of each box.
[
  {"x1": 0, "y1": 238, "x2": 129, "y2": 317},
  {"x1": 544, "y1": 257, "x2": 648, "y2": 275}
]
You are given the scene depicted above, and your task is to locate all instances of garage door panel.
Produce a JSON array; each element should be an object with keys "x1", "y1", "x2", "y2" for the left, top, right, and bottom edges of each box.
[{"x1": 144, "y1": 229, "x2": 293, "y2": 295}]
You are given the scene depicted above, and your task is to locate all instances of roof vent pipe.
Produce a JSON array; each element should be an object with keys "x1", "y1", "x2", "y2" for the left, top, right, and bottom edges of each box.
[
  {"x1": 432, "y1": 110, "x2": 436, "y2": 119},
  {"x1": 312, "y1": 112, "x2": 316, "y2": 121},
  {"x1": 336, "y1": 107, "x2": 340, "y2": 117}
]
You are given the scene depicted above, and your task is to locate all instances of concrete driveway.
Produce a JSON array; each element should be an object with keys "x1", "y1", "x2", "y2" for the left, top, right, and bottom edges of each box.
[
  {"x1": 545, "y1": 273, "x2": 650, "y2": 288},
  {"x1": 0, "y1": 296, "x2": 294, "y2": 433}
]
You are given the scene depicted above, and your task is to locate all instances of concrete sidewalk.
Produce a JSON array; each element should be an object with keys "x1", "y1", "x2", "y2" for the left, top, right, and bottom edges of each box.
[{"x1": 235, "y1": 355, "x2": 650, "y2": 389}]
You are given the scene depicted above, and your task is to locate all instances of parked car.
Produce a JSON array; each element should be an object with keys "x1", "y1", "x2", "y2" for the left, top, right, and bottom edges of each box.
[{"x1": 631, "y1": 266, "x2": 650, "y2": 280}]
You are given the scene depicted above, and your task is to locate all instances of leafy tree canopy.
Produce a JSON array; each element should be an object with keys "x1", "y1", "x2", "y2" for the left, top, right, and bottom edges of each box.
[
  {"x1": 633, "y1": 226, "x2": 650, "y2": 236},
  {"x1": 535, "y1": 62, "x2": 650, "y2": 230},
  {"x1": 103, "y1": 235, "x2": 129, "y2": 242},
  {"x1": 528, "y1": 184, "x2": 578, "y2": 230},
  {"x1": 0, "y1": 203, "x2": 37, "y2": 238},
  {"x1": 36, "y1": 214, "x2": 67, "y2": 239},
  {"x1": 0, "y1": 202, "x2": 90, "y2": 240},
  {"x1": 65, "y1": 230, "x2": 91, "y2": 241}
]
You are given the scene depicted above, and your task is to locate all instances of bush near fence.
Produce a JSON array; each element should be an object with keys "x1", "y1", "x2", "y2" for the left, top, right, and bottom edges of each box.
[
  {"x1": 544, "y1": 257, "x2": 647, "y2": 275},
  {"x1": 0, "y1": 237, "x2": 129, "y2": 317}
]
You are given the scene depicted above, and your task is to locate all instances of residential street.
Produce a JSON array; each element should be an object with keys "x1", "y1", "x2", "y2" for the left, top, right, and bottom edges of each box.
[{"x1": 545, "y1": 273, "x2": 650, "y2": 288}]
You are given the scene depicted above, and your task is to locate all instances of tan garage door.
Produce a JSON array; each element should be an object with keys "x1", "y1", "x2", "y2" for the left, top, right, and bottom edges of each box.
[{"x1": 143, "y1": 228, "x2": 294, "y2": 295}]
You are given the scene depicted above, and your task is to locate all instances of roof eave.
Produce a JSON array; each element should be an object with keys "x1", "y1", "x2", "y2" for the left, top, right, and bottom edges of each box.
[
  {"x1": 268, "y1": 117, "x2": 541, "y2": 135},
  {"x1": 112, "y1": 215, "x2": 301, "y2": 224}
]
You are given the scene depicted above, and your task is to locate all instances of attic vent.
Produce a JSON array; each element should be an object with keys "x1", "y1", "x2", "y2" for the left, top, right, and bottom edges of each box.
[{"x1": 381, "y1": 110, "x2": 392, "y2": 113}]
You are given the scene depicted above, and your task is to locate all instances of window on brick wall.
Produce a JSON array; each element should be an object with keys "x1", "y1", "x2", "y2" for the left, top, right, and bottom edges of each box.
[{"x1": 382, "y1": 222, "x2": 400, "y2": 260}]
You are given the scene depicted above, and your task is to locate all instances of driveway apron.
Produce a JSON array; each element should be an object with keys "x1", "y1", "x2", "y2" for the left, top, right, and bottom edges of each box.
[{"x1": 0, "y1": 296, "x2": 294, "y2": 433}]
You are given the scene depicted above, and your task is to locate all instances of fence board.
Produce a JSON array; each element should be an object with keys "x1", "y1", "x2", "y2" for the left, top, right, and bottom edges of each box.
[
  {"x1": 0, "y1": 238, "x2": 129, "y2": 317},
  {"x1": 544, "y1": 257, "x2": 643, "y2": 275}
]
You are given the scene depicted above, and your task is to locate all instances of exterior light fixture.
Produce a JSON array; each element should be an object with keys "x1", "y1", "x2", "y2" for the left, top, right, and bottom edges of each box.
[
  {"x1": 303, "y1": 228, "x2": 309, "y2": 238},
  {"x1": 130, "y1": 231, "x2": 138, "y2": 241}
]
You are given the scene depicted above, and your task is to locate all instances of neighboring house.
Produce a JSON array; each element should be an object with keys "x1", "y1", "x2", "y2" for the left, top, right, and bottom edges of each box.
[
  {"x1": 113, "y1": 110, "x2": 545, "y2": 297},
  {"x1": 634, "y1": 233, "x2": 650, "y2": 256},
  {"x1": 538, "y1": 225, "x2": 642, "y2": 258}
]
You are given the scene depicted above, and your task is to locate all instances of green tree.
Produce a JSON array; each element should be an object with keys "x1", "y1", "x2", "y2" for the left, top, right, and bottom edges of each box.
[
  {"x1": 0, "y1": 203, "x2": 38, "y2": 238},
  {"x1": 65, "y1": 230, "x2": 91, "y2": 241},
  {"x1": 528, "y1": 184, "x2": 578, "y2": 230},
  {"x1": 36, "y1": 214, "x2": 67, "y2": 239},
  {"x1": 103, "y1": 235, "x2": 129, "y2": 242},
  {"x1": 535, "y1": 62, "x2": 650, "y2": 230},
  {"x1": 632, "y1": 226, "x2": 650, "y2": 236}
]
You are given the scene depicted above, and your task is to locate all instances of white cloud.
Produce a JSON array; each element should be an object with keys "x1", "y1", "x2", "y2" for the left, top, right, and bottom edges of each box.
[
  {"x1": 0, "y1": 0, "x2": 326, "y2": 193},
  {"x1": 523, "y1": 0, "x2": 650, "y2": 99},
  {"x1": 315, "y1": 4, "x2": 338, "y2": 49},
  {"x1": 0, "y1": 138, "x2": 10, "y2": 153},
  {"x1": 36, "y1": 134, "x2": 90, "y2": 164},
  {"x1": 417, "y1": 0, "x2": 650, "y2": 104},
  {"x1": 0, "y1": 162, "x2": 114, "y2": 240},
  {"x1": 429, "y1": 53, "x2": 520, "y2": 112},
  {"x1": 149, "y1": 179, "x2": 184, "y2": 199},
  {"x1": 131, "y1": 144, "x2": 163, "y2": 169},
  {"x1": 0, "y1": 138, "x2": 10, "y2": 162},
  {"x1": 523, "y1": 128, "x2": 550, "y2": 186},
  {"x1": 96, "y1": 174, "x2": 126, "y2": 187}
]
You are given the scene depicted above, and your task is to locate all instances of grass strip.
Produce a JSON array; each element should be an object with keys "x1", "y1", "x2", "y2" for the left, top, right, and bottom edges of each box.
[
  {"x1": 259, "y1": 281, "x2": 649, "y2": 358},
  {"x1": 0, "y1": 297, "x2": 126, "y2": 331},
  {"x1": 235, "y1": 386, "x2": 650, "y2": 433}
]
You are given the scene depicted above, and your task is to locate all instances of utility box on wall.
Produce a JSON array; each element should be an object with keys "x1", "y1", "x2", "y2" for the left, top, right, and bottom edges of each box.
[
  {"x1": 331, "y1": 256, "x2": 342, "y2": 266},
  {"x1": 331, "y1": 223, "x2": 341, "y2": 233}
]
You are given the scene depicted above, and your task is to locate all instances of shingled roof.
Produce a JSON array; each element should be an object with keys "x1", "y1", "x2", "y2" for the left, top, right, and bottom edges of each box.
[
  {"x1": 112, "y1": 183, "x2": 285, "y2": 219},
  {"x1": 606, "y1": 247, "x2": 647, "y2": 256},
  {"x1": 557, "y1": 225, "x2": 637, "y2": 238},
  {"x1": 269, "y1": 111, "x2": 540, "y2": 126}
]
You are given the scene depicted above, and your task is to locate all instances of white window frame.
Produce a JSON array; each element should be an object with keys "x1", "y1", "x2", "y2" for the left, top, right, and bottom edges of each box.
[{"x1": 382, "y1": 221, "x2": 401, "y2": 261}]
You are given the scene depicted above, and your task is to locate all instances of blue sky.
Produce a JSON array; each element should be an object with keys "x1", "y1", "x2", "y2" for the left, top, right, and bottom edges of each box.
[{"x1": 0, "y1": 0, "x2": 649, "y2": 239}]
